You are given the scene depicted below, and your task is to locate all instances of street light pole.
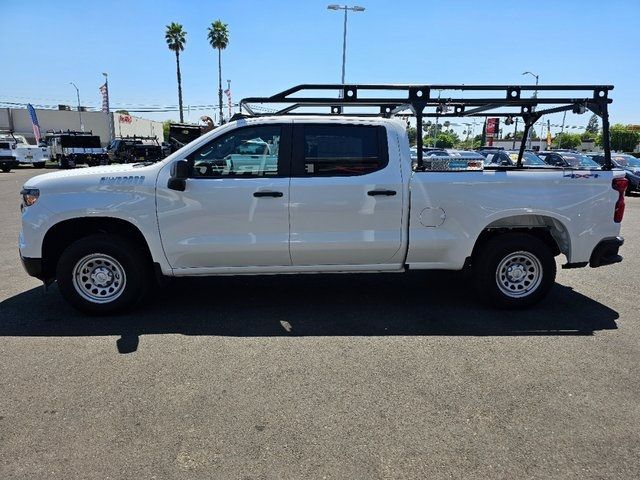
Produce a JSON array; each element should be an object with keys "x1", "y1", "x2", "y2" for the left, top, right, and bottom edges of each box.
[
  {"x1": 327, "y1": 4, "x2": 365, "y2": 85},
  {"x1": 522, "y1": 71, "x2": 539, "y2": 149},
  {"x1": 70, "y1": 82, "x2": 84, "y2": 132}
]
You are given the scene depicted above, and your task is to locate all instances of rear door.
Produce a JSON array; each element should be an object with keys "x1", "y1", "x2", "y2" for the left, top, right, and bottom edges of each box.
[{"x1": 288, "y1": 122, "x2": 404, "y2": 266}]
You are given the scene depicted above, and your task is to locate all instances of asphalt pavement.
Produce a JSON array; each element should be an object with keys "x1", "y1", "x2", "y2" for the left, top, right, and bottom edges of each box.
[{"x1": 1, "y1": 166, "x2": 639, "y2": 479}]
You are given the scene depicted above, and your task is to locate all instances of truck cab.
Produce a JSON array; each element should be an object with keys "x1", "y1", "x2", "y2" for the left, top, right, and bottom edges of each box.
[{"x1": 0, "y1": 139, "x2": 14, "y2": 172}]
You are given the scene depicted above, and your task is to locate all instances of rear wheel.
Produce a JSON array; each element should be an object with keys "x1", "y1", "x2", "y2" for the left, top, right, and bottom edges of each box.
[
  {"x1": 1, "y1": 165, "x2": 10, "y2": 173},
  {"x1": 473, "y1": 233, "x2": 556, "y2": 308},
  {"x1": 56, "y1": 234, "x2": 150, "y2": 314},
  {"x1": 33, "y1": 161, "x2": 46, "y2": 168}
]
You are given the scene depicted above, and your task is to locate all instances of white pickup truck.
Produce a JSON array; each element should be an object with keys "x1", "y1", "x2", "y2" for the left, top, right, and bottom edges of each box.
[
  {"x1": 0, "y1": 133, "x2": 49, "y2": 169},
  {"x1": 18, "y1": 84, "x2": 628, "y2": 314}
]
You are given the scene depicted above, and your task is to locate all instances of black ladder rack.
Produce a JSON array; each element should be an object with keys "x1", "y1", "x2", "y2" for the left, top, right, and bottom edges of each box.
[{"x1": 240, "y1": 83, "x2": 614, "y2": 170}]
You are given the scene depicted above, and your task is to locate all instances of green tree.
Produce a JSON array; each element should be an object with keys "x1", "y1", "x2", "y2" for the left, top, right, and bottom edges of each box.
[
  {"x1": 406, "y1": 126, "x2": 417, "y2": 146},
  {"x1": 610, "y1": 124, "x2": 640, "y2": 152},
  {"x1": 586, "y1": 114, "x2": 599, "y2": 134},
  {"x1": 554, "y1": 133, "x2": 582, "y2": 149},
  {"x1": 580, "y1": 131, "x2": 597, "y2": 142},
  {"x1": 207, "y1": 20, "x2": 230, "y2": 124},
  {"x1": 162, "y1": 120, "x2": 176, "y2": 140},
  {"x1": 432, "y1": 133, "x2": 456, "y2": 148},
  {"x1": 422, "y1": 121, "x2": 443, "y2": 139},
  {"x1": 457, "y1": 138, "x2": 480, "y2": 149},
  {"x1": 165, "y1": 22, "x2": 187, "y2": 123},
  {"x1": 504, "y1": 130, "x2": 525, "y2": 140}
]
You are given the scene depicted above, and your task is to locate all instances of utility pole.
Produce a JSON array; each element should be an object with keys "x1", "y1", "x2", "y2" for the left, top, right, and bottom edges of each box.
[
  {"x1": 227, "y1": 79, "x2": 232, "y2": 119},
  {"x1": 327, "y1": 4, "x2": 365, "y2": 85},
  {"x1": 70, "y1": 82, "x2": 84, "y2": 132},
  {"x1": 522, "y1": 71, "x2": 539, "y2": 149},
  {"x1": 102, "y1": 72, "x2": 113, "y2": 142}
]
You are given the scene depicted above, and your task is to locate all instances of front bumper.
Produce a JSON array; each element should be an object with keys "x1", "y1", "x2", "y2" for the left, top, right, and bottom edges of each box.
[
  {"x1": 20, "y1": 254, "x2": 44, "y2": 280},
  {"x1": 590, "y1": 236, "x2": 624, "y2": 268}
]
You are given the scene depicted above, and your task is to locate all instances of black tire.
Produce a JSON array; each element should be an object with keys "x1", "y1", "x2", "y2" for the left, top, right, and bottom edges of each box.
[
  {"x1": 473, "y1": 233, "x2": 556, "y2": 308},
  {"x1": 1, "y1": 166, "x2": 10, "y2": 173},
  {"x1": 33, "y1": 162, "x2": 46, "y2": 168},
  {"x1": 56, "y1": 234, "x2": 150, "y2": 314}
]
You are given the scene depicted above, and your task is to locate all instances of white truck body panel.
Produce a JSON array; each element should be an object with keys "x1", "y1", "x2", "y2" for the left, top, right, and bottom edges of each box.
[
  {"x1": 0, "y1": 134, "x2": 49, "y2": 165},
  {"x1": 407, "y1": 169, "x2": 621, "y2": 269},
  {"x1": 19, "y1": 116, "x2": 625, "y2": 280}
]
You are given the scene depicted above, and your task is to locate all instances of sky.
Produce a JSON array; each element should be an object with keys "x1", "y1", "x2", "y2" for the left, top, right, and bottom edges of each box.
[{"x1": 2, "y1": 0, "x2": 639, "y2": 136}]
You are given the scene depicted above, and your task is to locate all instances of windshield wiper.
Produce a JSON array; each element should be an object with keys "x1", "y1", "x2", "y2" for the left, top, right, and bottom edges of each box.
[{"x1": 132, "y1": 161, "x2": 155, "y2": 167}]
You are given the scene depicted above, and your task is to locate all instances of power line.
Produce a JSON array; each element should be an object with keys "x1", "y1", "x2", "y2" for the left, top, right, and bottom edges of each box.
[{"x1": 0, "y1": 100, "x2": 241, "y2": 113}]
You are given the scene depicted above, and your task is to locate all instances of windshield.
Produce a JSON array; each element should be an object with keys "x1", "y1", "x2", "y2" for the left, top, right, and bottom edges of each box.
[
  {"x1": 507, "y1": 151, "x2": 547, "y2": 165},
  {"x1": 612, "y1": 154, "x2": 640, "y2": 168}
]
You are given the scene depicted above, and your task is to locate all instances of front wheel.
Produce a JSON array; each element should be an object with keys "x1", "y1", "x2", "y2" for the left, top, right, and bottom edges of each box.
[
  {"x1": 33, "y1": 161, "x2": 46, "y2": 168},
  {"x1": 56, "y1": 234, "x2": 150, "y2": 314},
  {"x1": 1, "y1": 165, "x2": 10, "y2": 173},
  {"x1": 473, "y1": 233, "x2": 556, "y2": 308}
]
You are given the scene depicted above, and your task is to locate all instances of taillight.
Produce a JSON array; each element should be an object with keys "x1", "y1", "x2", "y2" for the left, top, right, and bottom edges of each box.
[{"x1": 612, "y1": 177, "x2": 628, "y2": 223}]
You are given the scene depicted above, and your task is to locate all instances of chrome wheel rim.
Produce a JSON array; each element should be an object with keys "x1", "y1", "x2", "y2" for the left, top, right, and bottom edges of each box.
[
  {"x1": 72, "y1": 253, "x2": 126, "y2": 304},
  {"x1": 495, "y1": 251, "x2": 542, "y2": 298}
]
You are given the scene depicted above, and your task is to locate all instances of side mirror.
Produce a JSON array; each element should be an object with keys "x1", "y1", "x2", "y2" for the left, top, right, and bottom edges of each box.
[{"x1": 168, "y1": 159, "x2": 189, "y2": 191}]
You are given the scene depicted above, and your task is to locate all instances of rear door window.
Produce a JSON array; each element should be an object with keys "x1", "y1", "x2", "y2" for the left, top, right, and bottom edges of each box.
[{"x1": 293, "y1": 124, "x2": 388, "y2": 176}]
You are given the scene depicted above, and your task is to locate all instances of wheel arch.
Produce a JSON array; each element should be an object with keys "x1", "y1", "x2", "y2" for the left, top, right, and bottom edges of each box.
[
  {"x1": 471, "y1": 214, "x2": 570, "y2": 264},
  {"x1": 41, "y1": 216, "x2": 154, "y2": 281}
]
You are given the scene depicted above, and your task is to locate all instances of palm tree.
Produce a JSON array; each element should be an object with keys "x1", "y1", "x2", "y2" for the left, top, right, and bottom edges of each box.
[
  {"x1": 165, "y1": 22, "x2": 187, "y2": 123},
  {"x1": 207, "y1": 20, "x2": 229, "y2": 124}
]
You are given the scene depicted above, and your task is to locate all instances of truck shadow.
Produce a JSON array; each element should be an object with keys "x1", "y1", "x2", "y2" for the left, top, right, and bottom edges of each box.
[{"x1": 0, "y1": 271, "x2": 619, "y2": 353}]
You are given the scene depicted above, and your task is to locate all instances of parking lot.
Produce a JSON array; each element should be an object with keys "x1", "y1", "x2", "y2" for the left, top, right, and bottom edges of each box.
[{"x1": 1, "y1": 166, "x2": 639, "y2": 479}]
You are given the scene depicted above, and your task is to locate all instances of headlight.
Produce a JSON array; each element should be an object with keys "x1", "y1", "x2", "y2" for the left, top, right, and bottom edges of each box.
[{"x1": 20, "y1": 188, "x2": 40, "y2": 207}]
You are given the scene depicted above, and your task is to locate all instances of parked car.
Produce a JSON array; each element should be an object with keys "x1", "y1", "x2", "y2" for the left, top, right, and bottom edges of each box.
[
  {"x1": 46, "y1": 131, "x2": 108, "y2": 169},
  {"x1": 586, "y1": 153, "x2": 640, "y2": 193},
  {"x1": 475, "y1": 146, "x2": 504, "y2": 152},
  {"x1": 477, "y1": 149, "x2": 549, "y2": 167},
  {"x1": 537, "y1": 150, "x2": 601, "y2": 169},
  {"x1": 410, "y1": 147, "x2": 444, "y2": 157},
  {"x1": 0, "y1": 132, "x2": 49, "y2": 168}
]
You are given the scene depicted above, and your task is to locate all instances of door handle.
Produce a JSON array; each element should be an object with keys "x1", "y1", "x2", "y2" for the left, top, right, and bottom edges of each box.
[
  {"x1": 367, "y1": 189, "x2": 397, "y2": 196},
  {"x1": 253, "y1": 191, "x2": 284, "y2": 198}
]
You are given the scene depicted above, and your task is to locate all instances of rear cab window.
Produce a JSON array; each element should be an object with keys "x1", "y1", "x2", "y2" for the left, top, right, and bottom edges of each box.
[{"x1": 292, "y1": 124, "x2": 388, "y2": 176}]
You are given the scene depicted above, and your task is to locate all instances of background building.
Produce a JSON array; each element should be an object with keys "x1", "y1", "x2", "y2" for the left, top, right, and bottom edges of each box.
[{"x1": 0, "y1": 108, "x2": 164, "y2": 146}]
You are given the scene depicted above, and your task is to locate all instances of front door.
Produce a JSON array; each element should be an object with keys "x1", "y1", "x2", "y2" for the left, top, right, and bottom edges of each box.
[
  {"x1": 289, "y1": 122, "x2": 404, "y2": 266},
  {"x1": 157, "y1": 123, "x2": 293, "y2": 270}
]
